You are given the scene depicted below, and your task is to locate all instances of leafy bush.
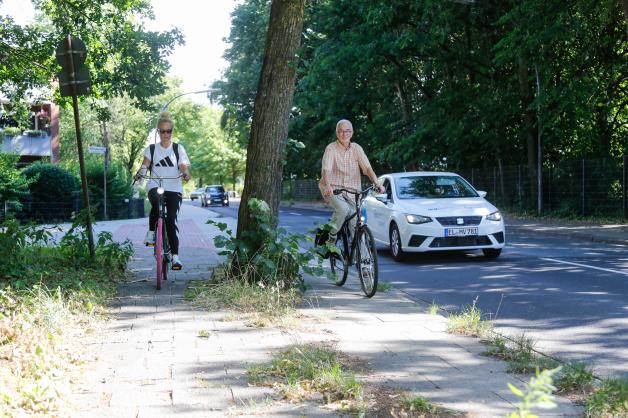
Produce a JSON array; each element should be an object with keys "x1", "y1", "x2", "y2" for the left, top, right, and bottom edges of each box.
[
  {"x1": 209, "y1": 198, "x2": 326, "y2": 290},
  {"x1": 0, "y1": 153, "x2": 33, "y2": 211},
  {"x1": 21, "y1": 163, "x2": 78, "y2": 221},
  {"x1": 85, "y1": 159, "x2": 133, "y2": 220},
  {"x1": 0, "y1": 219, "x2": 51, "y2": 278}
]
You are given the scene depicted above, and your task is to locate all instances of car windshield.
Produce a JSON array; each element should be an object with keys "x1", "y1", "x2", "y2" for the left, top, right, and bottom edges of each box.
[
  {"x1": 207, "y1": 187, "x2": 224, "y2": 193},
  {"x1": 395, "y1": 175, "x2": 478, "y2": 199}
]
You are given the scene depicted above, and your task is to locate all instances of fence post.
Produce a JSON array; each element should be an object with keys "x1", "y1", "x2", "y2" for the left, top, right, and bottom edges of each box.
[
  {"x1": 547, "y1": 165, "x2": 551, "y2": 212},
  {"x1": 518, "y1": 164, "x2": 522, "y2": 209},
  {"x1": 581, "y1": 159, "x2": 585, "y2": 216},
  {"x1": 623, "y1": 155, "x2": 627, "y2": 220},
  {"x1": 471, "y1": 167, "x2": 474, "y2": 185},
  {"x1": 493, "y1": 166, "x2": 497, "y2": 201}
]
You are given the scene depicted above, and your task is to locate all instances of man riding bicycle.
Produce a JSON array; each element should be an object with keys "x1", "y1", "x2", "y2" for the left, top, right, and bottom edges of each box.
[
  {"x1": 319, "y1": 119, "x2": 385, "y2": 240},
  {"x1": 135, "y1": 111, "x2": 191, "y2": 270}
]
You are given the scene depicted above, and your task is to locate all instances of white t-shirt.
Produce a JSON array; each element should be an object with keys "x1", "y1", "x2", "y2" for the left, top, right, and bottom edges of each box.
[{"x1": 143, "y1": 142, "x2": 191, "y2": 194}]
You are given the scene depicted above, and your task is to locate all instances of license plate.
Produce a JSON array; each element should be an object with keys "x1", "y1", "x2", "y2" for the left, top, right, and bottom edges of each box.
[{"x1": 445, "y1": 227, "x2": 478, "y2": 237}]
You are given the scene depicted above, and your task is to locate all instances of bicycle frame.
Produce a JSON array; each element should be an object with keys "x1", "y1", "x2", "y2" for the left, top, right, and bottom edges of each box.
[{"x1": 335, "y1": 185, "x2": 374, "y2": 266}]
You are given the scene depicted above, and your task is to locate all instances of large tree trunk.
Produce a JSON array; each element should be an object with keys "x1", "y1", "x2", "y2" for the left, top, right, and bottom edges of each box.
[{"x1": 236, "y1": 0, "x2": 305, "y2": 243}]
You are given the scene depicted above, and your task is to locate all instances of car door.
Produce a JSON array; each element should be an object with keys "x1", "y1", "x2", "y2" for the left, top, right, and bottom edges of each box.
[{"x1": 366, "y1": 177, "x2": 392, "y2": 242}]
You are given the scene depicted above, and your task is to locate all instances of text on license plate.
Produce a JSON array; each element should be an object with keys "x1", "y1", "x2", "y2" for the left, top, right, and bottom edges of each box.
[{"x1": 445, "y1": 227, "x2": 478, "y2": 237}]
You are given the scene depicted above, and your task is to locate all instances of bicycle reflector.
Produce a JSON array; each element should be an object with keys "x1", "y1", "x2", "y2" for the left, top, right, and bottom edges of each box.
[{"x1": 157, "y1": 187, "x2": 165, "y2": 195}]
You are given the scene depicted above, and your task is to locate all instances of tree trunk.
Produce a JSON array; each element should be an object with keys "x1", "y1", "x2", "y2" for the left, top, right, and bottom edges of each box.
[
  {"x1": 236, "y1": 0, "x2": 305, "y2": 242},
  {"x1": 518, "y1": 56, "x2": 538, "y2": 202}
]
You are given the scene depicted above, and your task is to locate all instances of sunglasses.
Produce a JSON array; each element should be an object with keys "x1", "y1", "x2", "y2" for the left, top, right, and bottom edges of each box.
[{"x1": 158, "y1": 129, "x2": 173, "y2": 134}]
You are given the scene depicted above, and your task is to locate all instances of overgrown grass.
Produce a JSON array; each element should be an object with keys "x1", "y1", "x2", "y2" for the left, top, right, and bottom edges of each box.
[
  {"x1": 555, "y1": 362, "x2": 595, "y2": 394},
  {"x1": 0, "y1": 217, "x2": 132, "y2": 416},
  {"x1": 585, "y1": 377, "x2": 628, "y2": 417},
  {"x1": 447, "y1": 302, "x2": 493, "y2": 337},
  {"x1": 428, "y1": 300, "x2": 440, "y2": 315},
  {"x1": 248, "y1": 344, "x2": 365, "y2": 411},
  {"x1": 483, "y1": 334, "x2": 559, "y2": 374},
  {"x1": 185, "y1": 267, "x2": 302, "y2": 327}
]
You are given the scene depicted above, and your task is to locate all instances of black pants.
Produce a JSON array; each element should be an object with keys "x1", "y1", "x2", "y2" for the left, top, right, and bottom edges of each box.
[{"x1": 148, "y1": 188, "x2": 182, "y2": 255}]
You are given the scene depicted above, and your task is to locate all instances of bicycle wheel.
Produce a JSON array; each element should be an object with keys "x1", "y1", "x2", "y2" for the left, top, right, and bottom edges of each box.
[
  {"x1": 155, "y1": 218, "x2": 164, "y2": 290},
  {"x1": 329, "y1": 230, "x2": 349, "y2": 286},
  {"x1": 162, "y1": 220, "x2": 169, "y2": 282},
  {"x1": 356, "y1": 226, "x2": 378, "y2": 297}
]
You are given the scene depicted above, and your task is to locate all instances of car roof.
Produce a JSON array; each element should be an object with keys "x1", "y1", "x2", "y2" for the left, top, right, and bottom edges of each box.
[{"x1": 383, "y1": 171, "x2": 460, "y2": 178}]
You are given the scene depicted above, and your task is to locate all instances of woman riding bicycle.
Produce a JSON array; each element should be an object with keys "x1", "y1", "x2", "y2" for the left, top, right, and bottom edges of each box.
[
  {"x1": 135, "y1": 111, "x2": 191, "y2": 270},
  {"x1": 319, "y1": 119, "x2": 385, "y2": 240}
]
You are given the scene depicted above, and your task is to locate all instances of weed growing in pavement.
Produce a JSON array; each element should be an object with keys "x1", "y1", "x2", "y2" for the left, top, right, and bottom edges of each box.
[
  {"x1": 248, "y1": 344, "x2": 365, "y2": 411},
  {"x1": 507, "y1": 367, "x2": 561, "y2": 418},
  {"x1": 585, "y1": 376, "x2": 628, "y2": 417},
  {"x1": 398, "y1": 395, "x2": 436, "y2": 413},
  {"x1": 483, "y1": 334, "x2": 559, "y2": 374},
  {"x1": 0, "y1": 217, "x2": 132, "y2": 416},
  {"x1": 377, "y1": 281, "x2": 392, "y2": 292},
  {"x1": 428, "y1": 300, "x2": 440, "y2": 315},
  {"x1": 197, "y1": 330, "x2": 210, "y2": 338},
  {"x1": 447, "y1": 299, "x2": 493, "y2": 337},
  {"x1": 185, "y1": 269, "x2": 302, "y2": 327},
  {"x1": 555, "y1": 362, "x2": 595, "y2": 394}
]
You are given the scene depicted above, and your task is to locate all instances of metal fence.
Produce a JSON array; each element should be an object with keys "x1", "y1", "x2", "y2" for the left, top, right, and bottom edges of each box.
[
  {"x1": 283, "y1": 157, "x2": 628, "y2": 219},
  {"x1": 3, "y1": 198, "x2": 145, "y2": 223}
]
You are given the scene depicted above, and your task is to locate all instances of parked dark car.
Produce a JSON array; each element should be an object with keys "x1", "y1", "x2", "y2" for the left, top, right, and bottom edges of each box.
[{"x1": 201, "y1": 185, "x2": 229, "y2": 207}]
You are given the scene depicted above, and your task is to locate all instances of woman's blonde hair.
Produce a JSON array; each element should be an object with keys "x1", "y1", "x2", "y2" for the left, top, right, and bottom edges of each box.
[{"x1": 157, "y1": 111, "x2": 174, "y2": 128}]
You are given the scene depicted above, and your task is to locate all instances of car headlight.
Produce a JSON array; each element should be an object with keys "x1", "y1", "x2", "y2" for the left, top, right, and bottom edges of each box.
[
  {"x1": 405, "y1": 214, "x2": 432, "y2": 224},
  {"x1": 486, "y1": 211, "x2": 502, "y2": 221}
]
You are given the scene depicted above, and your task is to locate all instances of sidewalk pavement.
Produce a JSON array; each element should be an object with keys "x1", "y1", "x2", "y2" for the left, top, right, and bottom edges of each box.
[{"x1": 68, "y1": 201, "x2": 628, "y2": 417}]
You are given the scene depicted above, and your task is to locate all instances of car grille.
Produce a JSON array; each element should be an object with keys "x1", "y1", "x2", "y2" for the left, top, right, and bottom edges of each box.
[
  {"x1": 436, "y1": 216, "x2": 482, "y2": 226},
  {"x1": 429, "y1": 235, "x2": 492, "y2": 248}
]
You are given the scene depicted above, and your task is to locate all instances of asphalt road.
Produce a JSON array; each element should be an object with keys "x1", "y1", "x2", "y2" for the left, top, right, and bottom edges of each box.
[{"x1": 189, "y1": 199, "x2": 628, "y2": 377}]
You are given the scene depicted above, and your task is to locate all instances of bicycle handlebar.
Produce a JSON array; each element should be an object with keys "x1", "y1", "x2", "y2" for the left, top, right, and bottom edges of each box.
[
  {"x1": 333, "y1": 184, "x2": 375, "y2": 196},
  {"x1": 132, "y1": 173, "x2": 184, "y2": 186}
]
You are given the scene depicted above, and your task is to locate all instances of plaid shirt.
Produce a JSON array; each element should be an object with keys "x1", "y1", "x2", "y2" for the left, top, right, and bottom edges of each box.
[{"x1": 319, "y1": 141, "x2": 372, "y2": 195}]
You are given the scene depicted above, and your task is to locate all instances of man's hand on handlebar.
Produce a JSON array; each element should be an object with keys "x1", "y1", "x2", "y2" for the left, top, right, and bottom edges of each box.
[{"x1": 182, "y1": 171, "x2": 191, "y2": 182}]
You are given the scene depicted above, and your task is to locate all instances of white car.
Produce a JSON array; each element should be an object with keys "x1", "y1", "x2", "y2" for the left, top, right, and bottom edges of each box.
[
  {"x1": 189, "y1": 187, "x2": 204, "y2": 201},
  {"x1": 363, "y1": 172, "x2": 505, "y2": 261}
]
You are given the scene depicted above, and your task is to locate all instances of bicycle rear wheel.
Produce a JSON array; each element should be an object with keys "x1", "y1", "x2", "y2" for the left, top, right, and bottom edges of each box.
[
  {"x1": 162, "y1": 220, "x2": 169, "y2": 282},
  {"x1": 155, "y1": 218, "x2": 164, "y2": 290},
  {"x1": 356, "y1": 226, "x2": 378, "y2": 297},
  {"x1": 330, "y1": 231, "x2": 349, "y2": 286}
]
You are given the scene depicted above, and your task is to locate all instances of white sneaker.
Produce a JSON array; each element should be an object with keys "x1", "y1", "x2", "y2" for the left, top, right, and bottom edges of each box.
[
  {"x1": 172, "y1": 254, "x2": 183, "y2": 270},
  {"x1": 145, "y1": 230, "x2": 155, "y2": 246}
]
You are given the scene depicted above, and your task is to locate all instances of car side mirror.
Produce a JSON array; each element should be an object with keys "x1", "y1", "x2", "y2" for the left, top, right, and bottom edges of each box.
[
  {"x1": 477, "y1": 190, "x2": 487, "y2": 198},
  {"x1": 374, "y1": 193, "x2": 388, "y2": 203}
]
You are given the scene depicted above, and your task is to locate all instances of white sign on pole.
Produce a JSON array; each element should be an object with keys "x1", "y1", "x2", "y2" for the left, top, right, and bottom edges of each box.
[{"x1": 88, "y1": 146, "x2": 107, "y2": 154}]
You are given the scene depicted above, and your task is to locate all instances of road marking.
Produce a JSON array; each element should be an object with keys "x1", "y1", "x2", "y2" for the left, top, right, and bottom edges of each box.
[
  {"x1": 542, "y1": 258, "x2": 628, "y2": 276},
  {"x1": 289, "y1": 212, "x2": 302, "y2": 216}
]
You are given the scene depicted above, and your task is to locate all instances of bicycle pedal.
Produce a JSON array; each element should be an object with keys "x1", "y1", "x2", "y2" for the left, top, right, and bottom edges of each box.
[
  {"x1": 171, "y1": 265, "x2": 182, "y2": 271},
  {"x1": 145, "y1": 243, "x2": 155, "y2": 247}
]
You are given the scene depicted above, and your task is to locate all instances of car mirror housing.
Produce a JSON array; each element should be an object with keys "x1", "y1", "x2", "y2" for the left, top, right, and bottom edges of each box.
[
  {"x1": 477, "y1": 190, "x2": 487, "y2": 198},
  {"x1": 374, "y1": 193, "x2": 388, "y2": 203}
]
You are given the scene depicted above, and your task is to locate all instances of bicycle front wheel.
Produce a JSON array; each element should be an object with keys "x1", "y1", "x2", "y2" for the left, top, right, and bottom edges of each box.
[
  {"x1": 330, "y1": 231, "x2": 349, "y2": 286},
  {"x1": 155, "y1": 218, "x2": 164, "y2": 290},
  {"x1": 356, "y1": 226, "x2": 378, "y2": 297}
]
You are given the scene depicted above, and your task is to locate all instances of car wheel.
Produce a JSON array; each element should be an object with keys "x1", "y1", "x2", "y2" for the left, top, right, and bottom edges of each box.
[
  {"x1": 483, "y1": 248, "x2": 502, "y2": 258},
  {"x1": 389, "y1": 223, "x2": 405, "y2": 261}
]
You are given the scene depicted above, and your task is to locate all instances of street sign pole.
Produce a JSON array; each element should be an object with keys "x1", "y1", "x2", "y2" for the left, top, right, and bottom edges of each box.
[
  {"x1": 103, "y1": 147, "x2": 108, "y2": 220},
  {"x1": 62, "y1": 35, "x2": 95, "y2": 257}
]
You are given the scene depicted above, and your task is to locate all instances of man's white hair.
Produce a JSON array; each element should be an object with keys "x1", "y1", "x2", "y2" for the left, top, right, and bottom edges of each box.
[{"x1": 336, "y1": 119, "x2": 353, "y2": 131}]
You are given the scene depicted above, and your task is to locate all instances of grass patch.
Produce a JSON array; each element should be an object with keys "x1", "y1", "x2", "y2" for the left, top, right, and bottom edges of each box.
[
  {"x1": 0, "y1": 217, "x2": 132, "y2": 416},
  {"x1": 483, "y1": 334, "x2": 559, "y2": 374},
  {"x1": 377, "y1": 281, "x2": 393, "y2": 292},
  {"x1": 248, "y1": 343, "x2": 365, "y2": 410},
  {"x1": 447, "y1": 302, "x2": 493, "y2": 337},
  {"x1": 585, "y1": 377, "x2": 628, "y2": 417},
  {"x1": 428, "y1": 300, "x2": 439, "y2": 315},
  {"x1": 555, "y1": 362, "x2": 595, "y2": 395},
  {"x1": 185, "y1": 266, "x2": 302, "y2": 327}
]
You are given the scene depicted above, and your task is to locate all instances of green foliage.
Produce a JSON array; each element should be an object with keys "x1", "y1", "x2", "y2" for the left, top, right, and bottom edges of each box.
[
  {"x1": 209, "y1": 197, "x2": 327, "y2": 289},
  {"x1": 507, "y1": 367, "x2": 561, "y2": 418},
  {"x1": 2, "y1": 0, "x2": 183, "y2": 109},
  {"x1": 585, "y1": 377, "x2": 628, "y2": 417},
  {"x1": 0, "y1": 153, "x2": 32, "y2": 207},
  {"x1": 555, "y1": 362, "x2": 595, "y2": 394},
  {"x1": 85, "y1": 159, "x2": 132, "y2": 220},
  {"x1": 447, "y1": 299, "x2": 493, "y2": 337},
  {"x1": 248, "y1": 344, "x2": 364, "y2": 405},
  {"x1": 20, "y1": 163, "x2": 78, "y2": 221},
  {"x1": 219, "y1": 0, "x2": 628, "y2": 179},
  {"x1": 0, "y1": 219, "x2": 51, "y2": 278},
  {"x1": 484, "y1": 334, "x2": 559, "y2": 374},
  {"x1": 1, "y1": 127, "x2": 23, "y2": 137}
]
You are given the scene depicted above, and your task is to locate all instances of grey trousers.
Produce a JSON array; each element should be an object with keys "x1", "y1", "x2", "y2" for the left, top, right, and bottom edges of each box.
[{"x1": 325, "y1": 193, "x2": 357, "y2": 236}]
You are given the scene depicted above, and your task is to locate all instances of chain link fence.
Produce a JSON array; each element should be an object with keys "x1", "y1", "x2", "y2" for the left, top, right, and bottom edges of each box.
[
  {"x1": 2, "y1": 198, "x2": 145, "y2": 223},
  {"x1": 283, "y1": 157, "x2": 628, "y2": 219}
]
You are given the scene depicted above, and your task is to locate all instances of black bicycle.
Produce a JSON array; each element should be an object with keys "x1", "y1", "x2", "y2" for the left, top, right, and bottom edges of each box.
[{"x1": 329, "y1": 185, "x2": 379, "y2": 298}]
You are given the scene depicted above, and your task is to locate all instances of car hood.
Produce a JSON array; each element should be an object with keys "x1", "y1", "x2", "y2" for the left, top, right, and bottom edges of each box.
[{"x1": 391, "y1": 197, "x2": 498, "y2": 216}]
